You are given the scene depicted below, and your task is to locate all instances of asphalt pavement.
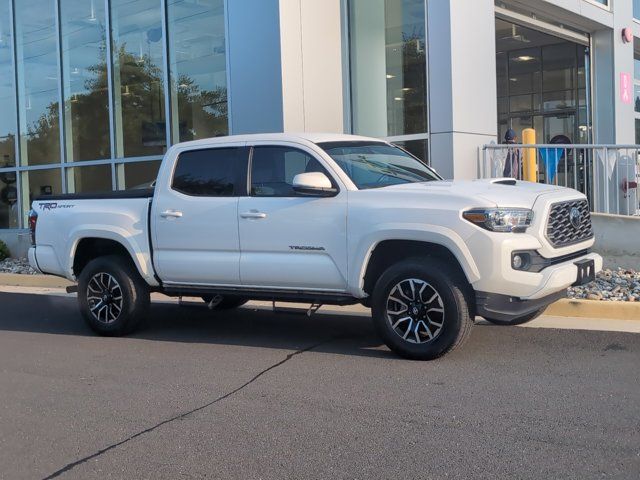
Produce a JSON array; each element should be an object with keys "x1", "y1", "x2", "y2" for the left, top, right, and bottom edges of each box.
[{"x1": 0, "y1": 288, "x2": 638, "y2": 479}]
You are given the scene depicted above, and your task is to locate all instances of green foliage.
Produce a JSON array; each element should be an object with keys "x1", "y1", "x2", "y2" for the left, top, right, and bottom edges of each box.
[{"x1": 0, "y1": 240, "x2": 9, "y2": 261}]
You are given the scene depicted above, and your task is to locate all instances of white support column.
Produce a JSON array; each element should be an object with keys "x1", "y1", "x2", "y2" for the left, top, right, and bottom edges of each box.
[
  {"x1": 592, "y1": 1, "x2": 635, "y2": 144},
  {"x1": 279, "y1": 0, "x2": 345, "y2": 133},
  {"x1": 427, "y1": 0, "x2": 498, "y2": 180}
]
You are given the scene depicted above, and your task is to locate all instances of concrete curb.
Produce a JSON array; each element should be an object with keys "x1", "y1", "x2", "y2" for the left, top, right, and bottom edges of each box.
[
  {"x1": 0, "y1": 273, "x2": 72, "y2": 289},
  {"x1": 545, "y1": 299, "x2": 640, "y2": 321},
  {"x1": 0, "y1": 274, "x2": 639, "y2": 321}
]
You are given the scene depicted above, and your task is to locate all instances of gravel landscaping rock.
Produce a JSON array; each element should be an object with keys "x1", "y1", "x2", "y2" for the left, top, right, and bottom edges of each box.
[
  {"x1": 569, "y1": 267, "x2": 640, "y2": 302},
  {"x1": 0, "y1": 258, "x2": 38, "y2": 275}
]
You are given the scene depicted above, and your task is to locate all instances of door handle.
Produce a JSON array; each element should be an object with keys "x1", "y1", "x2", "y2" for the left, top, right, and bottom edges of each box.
[
  {"x1": 160, "y1": 210, "x2": 183, "y2": 218},
  {"x1": 240, "y1": 211, "x2": 267, "y2": 219}
]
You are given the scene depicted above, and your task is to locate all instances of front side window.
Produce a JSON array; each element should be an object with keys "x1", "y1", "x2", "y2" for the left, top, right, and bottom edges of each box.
[
  {"x1": 172, "y1": 148, "x2": 244, "y2": 196},
  {"x1": 319, "y1": 142, "x2": 439, "y2": 190},
  {"x1": 250, "y1": 146, "x2": 330, "y2": 197}
]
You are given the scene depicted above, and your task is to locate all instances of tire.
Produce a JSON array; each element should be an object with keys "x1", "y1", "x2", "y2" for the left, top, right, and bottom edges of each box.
[
  {"x1": 483, "y1": 307, "x2": 545, "y2": 326},
  {"x1": 371, "y1": 257, "x2": 473, "y2": 360},
  {"x1": 201, "y1": 295, "x2": 249, "y2": 310},
  {"x1": 78, "y1": 255, "x2": 150, "y2": 336}
]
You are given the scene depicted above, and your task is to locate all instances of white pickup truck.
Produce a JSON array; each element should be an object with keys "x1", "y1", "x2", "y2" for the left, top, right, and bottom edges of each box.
[{"x1": 28, "y1": 133, "x2": 602, "y2": 360}]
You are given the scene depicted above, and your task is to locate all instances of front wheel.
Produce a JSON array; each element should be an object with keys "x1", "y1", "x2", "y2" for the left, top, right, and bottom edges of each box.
[
  {"x1": 483, "y1": 307, "x2": 545, "y2": 326},
  {"x1": 371, "y1": 258, "x2": 473, "y2": 360},
  {"x1": 78, "y1": 255, "x2": 150, "y2": 336}
]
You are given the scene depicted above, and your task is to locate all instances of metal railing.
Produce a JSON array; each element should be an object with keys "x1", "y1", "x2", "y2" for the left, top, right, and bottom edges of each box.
[{"x1": 481, "y1": 144, "x2": 640, "y2": 216}]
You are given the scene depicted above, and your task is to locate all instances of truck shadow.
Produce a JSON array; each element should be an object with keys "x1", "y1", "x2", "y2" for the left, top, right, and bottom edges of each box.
[{"x1": 0, "y1": 291, "x2": 399, "y2": 360}]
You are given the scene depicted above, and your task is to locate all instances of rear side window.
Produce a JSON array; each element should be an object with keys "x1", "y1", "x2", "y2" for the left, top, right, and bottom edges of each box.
[
  {"x1": 251, "y1": 146, "x2": 331, "y2": 197},
  {"x1": 172, "y1": 148, "x2": 245, "y2": 196}
]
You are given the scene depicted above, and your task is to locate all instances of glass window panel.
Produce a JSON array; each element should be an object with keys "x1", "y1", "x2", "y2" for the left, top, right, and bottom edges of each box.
[
  {"x1": 577, "y1": 46, "x2": 587, "y2": 89},
  {"x1": 497, "y1": 97, "x2": 508, "y2": 115},
  {"x1": 0, "y1": 0, "x2": 17, "y2": 169},
  {"x1": 15, "y1": 0, "x2": 61, "y2": 166},
  {"x1": 496, "y1": 52, "x2": 507, "y2": 97},
  {"x1": 636, "y1": 86, "x2": 640, "y2": 114},
  {"x1": 508, "y1": 49, "x2": 541, "y2": 96},
  {"x1": 392, "y1": 139, "x2": 428, "y2": 164},
  {"x1": 349, "y1": 0, "x2": 427, "y2": 137},
  {"x1": 510, "y1": 94, "x2": 533, "y2": 113},
  {"x1": 545, "y1": 114, "x2": 575, "y2": 143},
  {"x1": 542, "y1": 44, "x2": 575, "y2": 93},
  {"x1": 251, "y1": 146, "x2": 329, "y2": 197},
  {"x1": 118, "y1": 160, "x2": 161, "y2": 190},
  {"x1": 0, "y1": 170, "x2": 19, "y2": 228},
  {"x1": 66, "y1": 164, "x2": 112, "y2": 193},
  {"x1": 168, "y1": 0, "x2": 228, "y2": 142},
  {"x1": 636, "y1": 0, "x2": 640, "y2": 20},
  {"x1": 543, "y1": 90, "x2": 575, "y2": 112},
  {"x1": 172, "y1": 148, "x2": 242, "y2": 196},
  {"x1": 23, "y1": 169, "x2": 62, "y2": 210},
  {"x1": 111, "y1": 0, "x2": 166, "y2": 157},
  {"x1": 60, "y1": 0, "x2": 110, "y2": 161},
  {"x1": 636, "y1": 119, "x2": 640, "y2": 145}
]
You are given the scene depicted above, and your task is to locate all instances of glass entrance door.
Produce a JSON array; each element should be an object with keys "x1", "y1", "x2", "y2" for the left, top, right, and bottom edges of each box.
[{"x1": 495, "y1": 18, "x2": 591, "y2": 145}]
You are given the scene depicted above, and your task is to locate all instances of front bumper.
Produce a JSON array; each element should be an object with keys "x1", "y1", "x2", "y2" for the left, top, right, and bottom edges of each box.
[
  {"x1": 476, "y1": 289, "x2": 566, "y2": 321},
  {"x1": 467, "y1": 227, "x2": 602, "y2": 299}
]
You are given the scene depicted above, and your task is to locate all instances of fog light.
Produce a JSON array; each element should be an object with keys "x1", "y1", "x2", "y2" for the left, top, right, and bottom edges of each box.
[{"x1": 512, "y1": 255, "x2": 524, "y2": 270}]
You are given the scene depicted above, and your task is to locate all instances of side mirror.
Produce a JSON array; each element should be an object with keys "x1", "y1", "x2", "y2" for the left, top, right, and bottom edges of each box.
[{"x1": 292, "y1": 172, "x2": 338, "y2": 197}]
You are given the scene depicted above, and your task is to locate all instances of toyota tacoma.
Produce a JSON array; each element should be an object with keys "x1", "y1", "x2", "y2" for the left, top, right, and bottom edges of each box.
[{"x1": 28, "y1": 133, "x2": 602, "y2": 360}]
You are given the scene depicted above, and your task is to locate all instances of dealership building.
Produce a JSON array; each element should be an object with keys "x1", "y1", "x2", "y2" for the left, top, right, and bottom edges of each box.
[{"x1": 0, "y1": 0, "x2": 639, "y2": 254}]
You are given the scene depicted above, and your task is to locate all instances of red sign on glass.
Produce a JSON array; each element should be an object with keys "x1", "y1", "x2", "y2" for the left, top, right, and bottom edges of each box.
[{"x1": 620, "y1": 72, "x2": 632, "y2": 105}]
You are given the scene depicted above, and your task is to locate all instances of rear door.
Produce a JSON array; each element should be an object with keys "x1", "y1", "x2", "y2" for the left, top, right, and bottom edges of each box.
[
  {"x1": 152, "y1": 146, "x2": 248, "y2": 285},
  {"x1": 238, "y1": 143, "x2": 348, "y2": 291}
]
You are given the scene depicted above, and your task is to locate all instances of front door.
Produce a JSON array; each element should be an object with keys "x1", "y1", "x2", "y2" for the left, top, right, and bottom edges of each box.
[
  {"x1": 152, "y1": 146, "x2": 248, "y2": 285},
  {"x1": 238, "y1": 144, "x2": 348, "y2": 291}
]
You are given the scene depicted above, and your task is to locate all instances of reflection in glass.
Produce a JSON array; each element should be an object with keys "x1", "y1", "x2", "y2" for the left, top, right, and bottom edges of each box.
[
  {"x1": 61, "y1": 0, "x2": 110, "y2": 161},
  {"x1": 0, "y1": 0, "x2": 17, "y2": 169},
  {"x1": 392, "y1": 139, "x2": 428, "y2": 164},
  {"x1": 15, "y1": 0, "x2": 61, "y2": 166},
  {"x1": 117, "y1": 160, "x2": 161, "y2": 190},
  {"x1": 349, "y1": 0, "x2": 427, "y2": 137},
  {"x1": 168, "y1": 0, "x2": 228, "y2": 142},
  {"x1": 23, "y1": 168, "x2": 62, "y2": 207},
  {"x1": 67, "y1": 164, "x2": 112, "y2": 193},
  {"x1": 0, "y1": 171, "x2": 19, "y2": 228},
  {"x1": 111, "y1": 0, "x2": 166, "y2": 157}
]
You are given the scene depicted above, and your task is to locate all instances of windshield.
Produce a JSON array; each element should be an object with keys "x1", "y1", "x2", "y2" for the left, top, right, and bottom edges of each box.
[{"x1": 318, "y1": 141, "x2": 440, "y2": 190}]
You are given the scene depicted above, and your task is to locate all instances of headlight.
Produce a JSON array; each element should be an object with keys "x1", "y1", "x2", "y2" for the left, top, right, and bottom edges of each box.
[{"x1": 463, "y1": 208, "x2": 533, "y2": 233}]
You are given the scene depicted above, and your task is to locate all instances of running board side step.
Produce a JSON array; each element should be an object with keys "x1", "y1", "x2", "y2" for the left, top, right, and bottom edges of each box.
[{"x1": 162, "y1": 285, "x2": 358, "y2": 306}]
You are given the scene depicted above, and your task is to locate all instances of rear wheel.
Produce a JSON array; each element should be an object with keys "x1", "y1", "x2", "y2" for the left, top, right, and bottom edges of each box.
[
  {"x1": 202, "y1": 295, "x2": 249, "y2": 310},
  {"x1": 78, "y1": 255, "x2": 150, "y2": 336},
  {"x1": 483, "y1": 307, "x2": 545, "y2": 326},
  {"x1": 371, "y1": 258, "x2": 473, "y2": 360}
]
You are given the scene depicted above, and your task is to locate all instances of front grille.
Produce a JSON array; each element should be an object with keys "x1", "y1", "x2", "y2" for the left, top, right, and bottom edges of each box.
[{"x1": 546, "y1": 199, "x2": 593, "y2": 248}]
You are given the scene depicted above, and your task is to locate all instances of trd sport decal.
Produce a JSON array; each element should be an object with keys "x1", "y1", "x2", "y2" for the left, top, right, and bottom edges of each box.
[
  {"x1": 289, "y1": 245, "x2": 326, "y2": 251},
  {"x1": 39, "y1": 202, "x2": 75, "y2": 211}
]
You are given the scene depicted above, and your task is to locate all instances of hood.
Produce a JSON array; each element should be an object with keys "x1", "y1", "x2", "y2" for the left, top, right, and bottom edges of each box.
[{"x1": 380, "y1": 178, "x2": 564, "y2": 208}]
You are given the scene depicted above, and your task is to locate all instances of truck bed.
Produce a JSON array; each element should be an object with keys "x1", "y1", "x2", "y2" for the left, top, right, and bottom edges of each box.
[{"x1": 35, "y1": 188, "x2": 154, "y2": 202}]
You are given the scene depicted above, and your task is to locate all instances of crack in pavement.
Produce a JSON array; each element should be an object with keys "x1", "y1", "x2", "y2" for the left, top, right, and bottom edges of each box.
[{"x1": 42, "y1": 338, "x2": 337, "y2": 479}]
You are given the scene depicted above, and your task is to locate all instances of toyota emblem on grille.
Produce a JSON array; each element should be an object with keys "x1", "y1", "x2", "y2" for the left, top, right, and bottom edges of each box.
[{"x1": 569, "y1": 207, "x2": 582, "y2": 229}]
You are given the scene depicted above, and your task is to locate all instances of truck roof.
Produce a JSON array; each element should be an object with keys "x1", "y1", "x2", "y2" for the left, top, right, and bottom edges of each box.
[{"x1": 172, "y1": 132, "x2": 385, "y2": 149}]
